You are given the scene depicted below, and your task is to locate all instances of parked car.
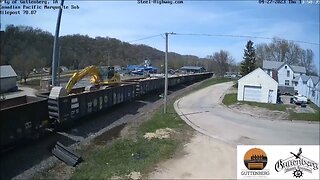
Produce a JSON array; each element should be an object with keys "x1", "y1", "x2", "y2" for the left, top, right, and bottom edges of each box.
[{"x1": 292, "y1": 95, "x2": 308, "y2": 105}]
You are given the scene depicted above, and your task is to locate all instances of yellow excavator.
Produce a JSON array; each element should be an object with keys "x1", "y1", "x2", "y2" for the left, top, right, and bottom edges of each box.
[{"x1": 65, "y1": 65, "x2": 120, "y2": 94}]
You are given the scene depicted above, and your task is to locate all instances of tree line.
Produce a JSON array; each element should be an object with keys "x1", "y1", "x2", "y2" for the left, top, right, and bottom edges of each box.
[
  {"x1": 0, "y1": 25, "x2": 316, "y2": 82},
  {"x1": 240, "y1": 38, "x2": 317, "y2": 76},
  {"x1": 0, "y1": 25, "x2": 236, "y2": 80}
]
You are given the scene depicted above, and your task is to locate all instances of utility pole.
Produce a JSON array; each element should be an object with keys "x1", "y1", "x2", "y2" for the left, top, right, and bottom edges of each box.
[
  {"x1": 164, "y1": 33, "x2": 168, "y2": 114},
  {"x1": 51, "y1": 0, "x2": 65, "y2": 87},
  {"x1": 58, "y1": 45, "x2": 61, "y2": 86},
  {"x1": 108, "y1": 51, "x2": 110, "y2": 67},
  {"x1": 105, "y1": 50, "x2": 111, "y2": 67},
  {"x1": 164, "y1": 32, "x2": 176, "y2": 114}
]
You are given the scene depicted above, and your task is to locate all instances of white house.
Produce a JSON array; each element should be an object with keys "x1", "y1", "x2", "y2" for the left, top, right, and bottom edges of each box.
[
  {"x1": 0, "y1": 65, "x2": 18, "y2": 93},
  {"x1": 291, "y1": 65, "x2": 306, "y2": 87},
  {"x1": 313, "y1": 81, "x2": 320, "y2": 107},
  {"x1": 297, "y1": 74, "x2": 309, "y2": 97},
  {"x1": 306, "y1": 76, "x2": 320, "y2": 105},
  {"x1": 262, "y1": 61, "x2": 306, "y2": 91},
  {"x1": 238, "y1": 68, "x2": 278, "y2": 104}
]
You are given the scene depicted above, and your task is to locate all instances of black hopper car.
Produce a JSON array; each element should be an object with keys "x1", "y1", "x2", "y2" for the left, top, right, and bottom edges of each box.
[{"x1": 0, "y1": 73, "x2": 213, "y2": 150}]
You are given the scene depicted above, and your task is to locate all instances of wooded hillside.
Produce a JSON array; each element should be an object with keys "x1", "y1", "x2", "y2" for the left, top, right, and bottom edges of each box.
[{"x1": 0, "y1": 25, "x2": 208, "y2": 72}]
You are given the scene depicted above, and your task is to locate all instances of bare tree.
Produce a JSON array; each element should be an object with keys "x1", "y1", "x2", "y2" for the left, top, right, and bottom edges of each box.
[
  {"x1": 11, "y1": 48, "x2": 42, "y2": 83},
  {"x1": 300, "y1": 49, "x2": 316, "y2": 75},
  {"x1": 209, "y1": 50, "x2": 234, "y2": 76},
  {"x1": 256, "y1": 38, "x2": 317, "y2": 74},
  {"x1": 285, "y1": 43, "x2": 301, "y2": 65},
  {"x1": 255, "y1": 43, "x2": 267, "y2": 68}
]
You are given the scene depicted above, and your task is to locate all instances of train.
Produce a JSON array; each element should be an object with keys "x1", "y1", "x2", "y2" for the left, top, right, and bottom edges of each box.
[{"x1": 0, "y1": 72, "x2": 213, "y2": 150}]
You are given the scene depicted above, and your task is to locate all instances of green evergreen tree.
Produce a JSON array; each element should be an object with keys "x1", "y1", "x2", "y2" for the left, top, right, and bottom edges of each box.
[{"x1": 240, "y1": 40, "x2": 256, "y2": 76}]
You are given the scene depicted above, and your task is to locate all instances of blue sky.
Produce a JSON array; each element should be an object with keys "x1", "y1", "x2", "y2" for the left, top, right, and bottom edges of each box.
[{"x1": 1, "y1": 0, "x2": 319, "y2": 71}]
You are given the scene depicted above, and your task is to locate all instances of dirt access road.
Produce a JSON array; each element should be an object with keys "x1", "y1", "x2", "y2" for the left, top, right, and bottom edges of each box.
[{"x1": 150, "y1": 82, "x2": 319, "y2": 179}]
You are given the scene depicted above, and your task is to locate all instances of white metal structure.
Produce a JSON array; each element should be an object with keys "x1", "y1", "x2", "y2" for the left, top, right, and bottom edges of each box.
[{"x1": 238, "y1": 68, "x2": 278, "y2": 104}]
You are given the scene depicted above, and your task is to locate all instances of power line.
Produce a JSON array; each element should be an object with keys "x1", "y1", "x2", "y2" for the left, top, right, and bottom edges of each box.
[
  {"x1": 128, "y1": 34, "x2": 163, "y2": 43},
  {"x1": 173, "y1": 33, "x2": 320, "y2": 46},
  {"x1": 127, "y1": 33, "x2": 319, "y2": 46}
]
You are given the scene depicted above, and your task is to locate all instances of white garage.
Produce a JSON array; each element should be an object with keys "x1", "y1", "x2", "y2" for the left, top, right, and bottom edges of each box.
[{"x1": 238, "y1": 68, "x2": 278, "y2": 104}]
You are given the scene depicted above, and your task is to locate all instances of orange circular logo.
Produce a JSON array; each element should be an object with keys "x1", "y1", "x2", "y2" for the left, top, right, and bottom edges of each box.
[{"x1": 244, "y1": 148, "x2": 268, "y2": 170}]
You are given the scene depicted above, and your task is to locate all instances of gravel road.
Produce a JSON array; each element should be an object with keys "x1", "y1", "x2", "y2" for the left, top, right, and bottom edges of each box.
[{"x1": 150, "y1": 81, "x2": 319, "y2": 179}]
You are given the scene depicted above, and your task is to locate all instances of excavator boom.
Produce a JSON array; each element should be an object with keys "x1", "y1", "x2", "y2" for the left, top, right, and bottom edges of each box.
[
  {"x1": 65, "y1": 65, "x2": 102, "y2": 94},
  {"x1": 65, "y1": 65, "x2": 121, "y2": 94}
]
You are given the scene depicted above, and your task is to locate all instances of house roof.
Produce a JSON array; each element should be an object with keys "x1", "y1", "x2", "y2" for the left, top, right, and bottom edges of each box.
[
  {"x1": 238, "y1": 67, "x2": 278, "y2": 85},
  {"x1": 316, "y1": 81, "x2": 320, "y2": 91},
  {"x1": 0, "y1": 65, "x2": 17, "y2": 78},
  {"x1": 308, "y1": 75, "x2": 320, "y2": 85},
  {"x1": 298, "y1": 74, "x2": 309, "y2": 83},
  {"x1": 262, "y1": 61, "x2": 284, "y2": 70},
  {"x1": 262, "y1": 60, "x2": 306, "y2": 73},
  {"x1": 291, "y1": 65, "x2": 306, "y2": 74},
  {"x1": 180, "y1": 66, "x2": 205, "y2": 70}
]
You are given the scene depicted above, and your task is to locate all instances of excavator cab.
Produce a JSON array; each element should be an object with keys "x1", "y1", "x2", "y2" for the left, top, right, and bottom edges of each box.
[
  {"x1": 107, "y1": 67, "x2": 115, "y2": 79},
  {"x1": 105, "y1": 66, "x2": 120, "y2": 84}
]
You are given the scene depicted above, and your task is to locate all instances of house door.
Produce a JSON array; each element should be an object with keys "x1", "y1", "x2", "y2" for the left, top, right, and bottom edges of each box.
[{"x1": 268, "y1": 90, "x2": 274, "y2": 103}]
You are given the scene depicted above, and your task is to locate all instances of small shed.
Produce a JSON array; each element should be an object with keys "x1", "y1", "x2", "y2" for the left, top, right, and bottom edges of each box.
[
  {"x1": 0, "y1": 65, "x2": 18, "y2": 93},
  {"x1": 180, "y1": 66, "x2": 206, "y2": 73},
  {"x1": 237, "y1": 68, "x2": 278, "y2": 104}
]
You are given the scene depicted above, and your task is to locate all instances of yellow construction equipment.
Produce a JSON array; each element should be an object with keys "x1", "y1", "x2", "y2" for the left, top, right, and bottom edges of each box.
[{"x1": 65, "y1": 65, "x2": 120, "y2": 94}]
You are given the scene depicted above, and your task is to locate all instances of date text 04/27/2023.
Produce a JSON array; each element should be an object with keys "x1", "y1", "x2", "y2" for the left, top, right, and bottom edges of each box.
[{"x1": 259, "y1": 0, "x2": 319, "y2": 4}]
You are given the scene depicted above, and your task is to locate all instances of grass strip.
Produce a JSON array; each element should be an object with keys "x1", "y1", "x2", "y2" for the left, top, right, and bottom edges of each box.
[
  {"x1": 71, "y1": 105, "x2": 186, "y2": 179},
  {"x1": 70, "y1": 77, "x2": 233, "y2": 179},
  {"x1": 243, "y1": 101, "x2": 290, "y2": 112},
  {"x1": 222, "y1": 93, "x2": 237, "y2": 106},
  {"x1": 222, "y1": 92, "x2": 319, "y2": 121}
]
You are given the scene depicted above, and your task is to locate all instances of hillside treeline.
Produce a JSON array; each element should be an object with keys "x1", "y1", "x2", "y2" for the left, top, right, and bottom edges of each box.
[
  {"x1": 0, "y1": 25, "x2": 211, "y2": 72},
  {"x1": 1, "y1": 25, "x2": 315, "y2": 81}
]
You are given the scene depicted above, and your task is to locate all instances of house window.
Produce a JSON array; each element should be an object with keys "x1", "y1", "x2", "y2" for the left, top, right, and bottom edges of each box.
[
  {"x1": 285, "y1": 66, "x2": 287, "y2": 69},
  {"x1": 287, "y1": 70, "x2": 290, "y2": 77},
  {"x1": 293, "y1": 82, "x2": 298, "y2": 86},
  {"x1": 267, "y1": 69, "x2": 270, "y2": 75},
  {"x1": 312, "y1": 90, "x2": 315, "y2": 97},
  {"x1": 285, "y1": 80, "x2": 289, "y2": 86}
]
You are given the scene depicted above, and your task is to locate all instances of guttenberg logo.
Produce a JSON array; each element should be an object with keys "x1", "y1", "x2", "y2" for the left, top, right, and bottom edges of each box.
[
  {"x1": 274, "y1": 147, "x2": 319, "y2": 178},
  {"x1": 240, "y1": 147, "x2": 270, "y2": 177}
]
